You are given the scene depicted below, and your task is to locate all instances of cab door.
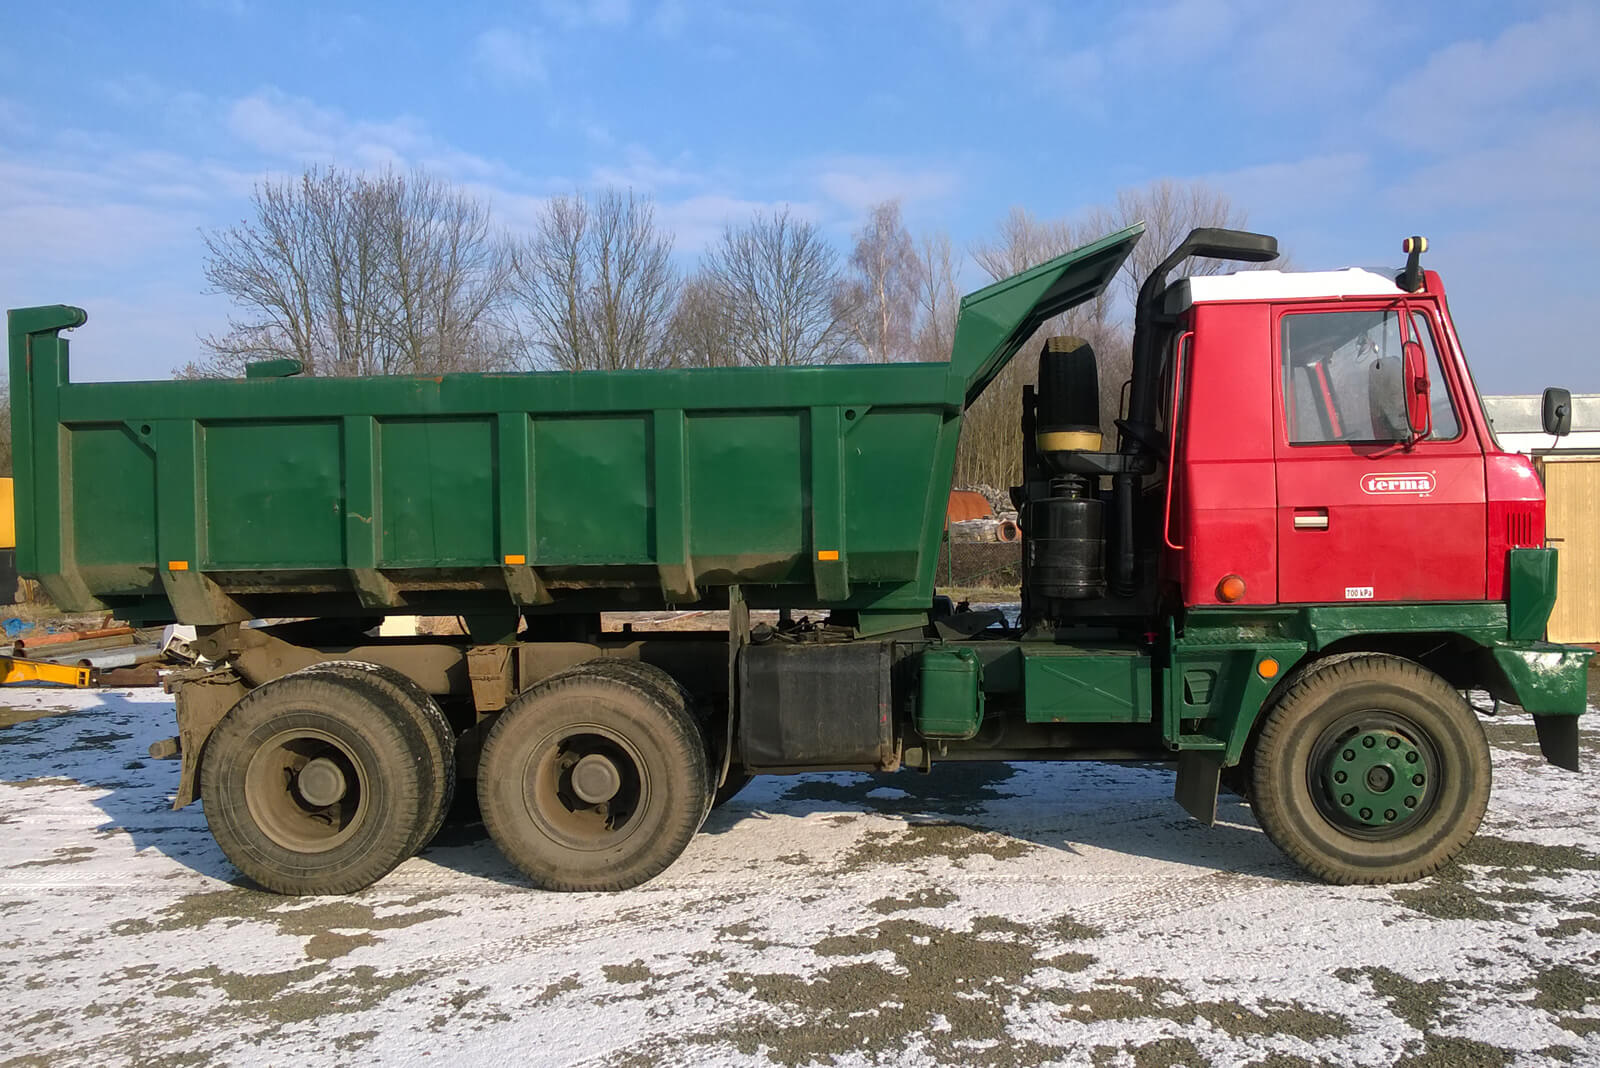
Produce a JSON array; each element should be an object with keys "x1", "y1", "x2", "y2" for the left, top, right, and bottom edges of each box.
[{"x1": 1272, "y1": 301, "x2": 1485, "y2": 603}]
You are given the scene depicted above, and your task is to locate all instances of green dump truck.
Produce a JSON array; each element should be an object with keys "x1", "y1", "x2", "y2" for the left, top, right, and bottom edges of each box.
[{"x1": 9, "y1": 224, "x2": 1590, "y2": 895}]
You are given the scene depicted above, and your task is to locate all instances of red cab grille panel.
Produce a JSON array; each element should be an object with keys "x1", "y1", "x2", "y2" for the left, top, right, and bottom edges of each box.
[{"x1": 1506, "y1": 507, "x2": 1539, "y2": 548}]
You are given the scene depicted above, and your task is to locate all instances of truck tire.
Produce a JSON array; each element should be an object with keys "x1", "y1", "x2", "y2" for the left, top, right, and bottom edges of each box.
[
  {"x1": 299, "y1": 660, "x2": 456, "y2": 853},
  {"x1": 199, "y1": 670, "x2": 432, "y2": 895},
  {"x1": 1251, "y1": 653, "x2": 1490, "y2": 884},
  {"x1": 561, "y1": 659, "x2": 715, "y2": 823},
  {"x1": 478, "y1": 670, "x2": 712, "y2": 891}
]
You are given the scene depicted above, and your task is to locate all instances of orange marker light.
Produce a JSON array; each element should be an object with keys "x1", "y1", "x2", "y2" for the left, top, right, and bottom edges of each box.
[
  {"x1": 167, "y1": 560, "x2": 190, "y2": 571},
  {"x1": 1258, "y1": 657, "x2": 1280, "y2": 680},
  {"x1": 1216, "y1": 574, "x2": 1246, "y2": 602},
  {"x1": 503, "y1": 554, "x2": 526, "y2": 566},
  {"x1": 817, "y1": 550, "x2": 840, "y2": 561}
]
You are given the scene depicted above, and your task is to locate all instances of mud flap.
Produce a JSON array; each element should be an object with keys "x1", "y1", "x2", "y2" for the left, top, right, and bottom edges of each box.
[
  {"x1": 1534, "y1": 715, "x2": 1581, "y2": 772},
  {"x1": 1175, "y1": 750, "x2": 1222, "y2": 825}
]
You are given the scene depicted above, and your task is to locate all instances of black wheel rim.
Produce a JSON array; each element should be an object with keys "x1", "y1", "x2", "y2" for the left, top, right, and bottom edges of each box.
[
  {"x1": 519, "y1": 723, "x2": 649, "y2": 852},
  {"x1": 244, "y1": 727, "x2": 369, "y2": 853},
  {"x1": 1306, "y1": 709, "x2": 1440, "y2": 841}
]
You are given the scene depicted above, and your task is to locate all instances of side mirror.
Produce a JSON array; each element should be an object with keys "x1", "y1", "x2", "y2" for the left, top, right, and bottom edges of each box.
[
  {"x1": 1542, "y1": 387, "x2": 1572, "y2": 437},
  {"x1": 1402, "y1": 339, "x2": 1431, "y2": 441}
]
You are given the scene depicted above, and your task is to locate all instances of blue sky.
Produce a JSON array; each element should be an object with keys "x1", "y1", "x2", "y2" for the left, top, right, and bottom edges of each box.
[{"x1": 1, "y1": 0, "x2": 1595, "y2": 393}]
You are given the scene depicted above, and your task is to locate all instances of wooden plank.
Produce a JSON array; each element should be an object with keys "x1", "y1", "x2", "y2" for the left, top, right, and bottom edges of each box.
[{"x1": 1543, "y1": 458, "x2": 1600, "y2": 644}]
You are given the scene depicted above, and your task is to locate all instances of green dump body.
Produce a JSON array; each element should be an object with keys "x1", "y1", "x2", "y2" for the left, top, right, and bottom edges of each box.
[{"x1": 6, "y1": 227, "x2": 1143, "y2": 626}]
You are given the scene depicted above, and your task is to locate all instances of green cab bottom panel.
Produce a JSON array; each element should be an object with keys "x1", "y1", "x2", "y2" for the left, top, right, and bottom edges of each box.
[{"x1": 1023, "y1": 646, "x2": 1152, "y2": 724}]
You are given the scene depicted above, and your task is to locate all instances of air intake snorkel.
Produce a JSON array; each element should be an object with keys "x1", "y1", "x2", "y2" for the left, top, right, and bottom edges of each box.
[{"x1": 1110, "y1": 227, "x2": 1280, "y2": 595}]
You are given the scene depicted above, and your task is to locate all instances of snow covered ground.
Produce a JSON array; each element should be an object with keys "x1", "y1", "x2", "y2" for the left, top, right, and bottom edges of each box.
[{"x1": 3, "y1": 684, "x2": 1600, "y2": 1067}]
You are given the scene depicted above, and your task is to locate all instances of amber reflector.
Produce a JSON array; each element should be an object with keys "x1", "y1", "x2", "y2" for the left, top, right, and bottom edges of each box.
[
  {"x1": 1258, "y1": 658, "x2": 1280, "y2": 680},
  {"x1": 1216, "y1": 574, "x2": 1246, "y2": 602}
]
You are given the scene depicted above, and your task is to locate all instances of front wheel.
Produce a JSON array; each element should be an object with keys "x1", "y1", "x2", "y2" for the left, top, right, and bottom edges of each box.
[{"x1": 1251, "y1": 653, "x2": 1490, "y2": 884}]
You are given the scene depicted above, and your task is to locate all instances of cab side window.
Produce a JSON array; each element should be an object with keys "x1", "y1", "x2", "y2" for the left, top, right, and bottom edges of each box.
[
  {"x1": 1409, "y1": 312, "x2": 1461, "y2": 440},
  {"x1": 1281, "y1": 310, "x2": 1404, "y2": 444}
]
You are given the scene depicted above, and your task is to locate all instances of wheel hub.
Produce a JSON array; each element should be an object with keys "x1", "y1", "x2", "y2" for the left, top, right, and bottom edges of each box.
[
  {"x1": 570, "y1": 753, "x2": 622, "y2": 803},
  {"x1": 297, "y1": 756, "x2": 349, "y2": 807},
  {"x1": 1323, "y1": 728, "x2": 1428, "y2": 828}
]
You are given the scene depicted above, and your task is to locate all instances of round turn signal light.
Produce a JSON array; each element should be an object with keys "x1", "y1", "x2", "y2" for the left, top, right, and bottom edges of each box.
[
  {"x1": 1216, "y1": 574, "x2": 1246, "y2": 602},
  {"x1": 1258, "y1": 657, "x2": 1280, "y2": 680}
]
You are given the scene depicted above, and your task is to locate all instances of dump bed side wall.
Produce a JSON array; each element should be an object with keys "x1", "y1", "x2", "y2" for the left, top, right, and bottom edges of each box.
[{"x1": 11, "y1": 316, "x2": 966, "y2": 623}]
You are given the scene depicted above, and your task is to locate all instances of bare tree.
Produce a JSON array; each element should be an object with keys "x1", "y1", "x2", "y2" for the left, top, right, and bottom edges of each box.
[
  {"x1": 700, "y1": 208, "x2": 855, "y2": 366},
  {"x1": 910, "y1": 229, "x2": 959, "y2": 364},
  {"x1": 0, "y1": 383, "x2": 11, "y2": 477},
  {"x1": 510, "y1": 189, "x2": 679, "y2": 371},
  {"x1": 380, "y1": 173, "x2": 513, "y2": 374},
  {"x1": 667, "y1": 273, "x2": 738, "y2": 368},
  {"x1": 954, "y1": 180, "x2": 1267, "y2": 489},
  {"x1": 1111, "y1": 179, "x2": 1264, "y2": 311},
  {"x1": 959, "y1": 206, "x2": 1125, "y2": 487},
  {"x1": 839, "y1": 200, "x2": 920, "y2": 362},
  {"x1": 189, "y1": 167, "x2": 511, "y2": 377}
]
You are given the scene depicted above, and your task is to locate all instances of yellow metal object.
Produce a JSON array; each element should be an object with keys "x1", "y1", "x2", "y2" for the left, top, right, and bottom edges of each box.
[
  {"x1": 0, "y1": 477, "x2": 13, "y2": 549},
  {"x1": 1, "y1": 655, "x2": 94, "y2": 688}
]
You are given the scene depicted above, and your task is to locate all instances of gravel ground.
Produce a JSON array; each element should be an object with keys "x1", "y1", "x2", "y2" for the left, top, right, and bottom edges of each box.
[{"x1": 3, "y1": 682, "x2": 1599, "y2": 1067}]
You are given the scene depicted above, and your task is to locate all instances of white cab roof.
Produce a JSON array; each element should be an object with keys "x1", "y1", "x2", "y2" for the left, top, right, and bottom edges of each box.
[{"x1": 1164, "y1": 268, "x2": 1404, "y2": 312}]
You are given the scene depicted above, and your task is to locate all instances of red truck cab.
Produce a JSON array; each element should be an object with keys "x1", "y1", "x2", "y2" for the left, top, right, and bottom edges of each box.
[{"x1": 1165, "y1": 265, "x2": 1545, "y2": 608}]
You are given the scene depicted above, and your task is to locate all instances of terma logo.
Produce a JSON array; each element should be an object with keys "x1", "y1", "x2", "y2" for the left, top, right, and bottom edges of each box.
[{"x1": 1361, "y1": 472, "x2": 1436, "y2": 495}]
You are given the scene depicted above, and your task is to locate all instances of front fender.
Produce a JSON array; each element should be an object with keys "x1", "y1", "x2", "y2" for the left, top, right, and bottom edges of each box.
[
  {"x1": 1487, "y1": 641, "x2": 1593, "y2": 717},
  {"x1": 1486, "y1": 641, "x2": 1593, "y2": 772}
]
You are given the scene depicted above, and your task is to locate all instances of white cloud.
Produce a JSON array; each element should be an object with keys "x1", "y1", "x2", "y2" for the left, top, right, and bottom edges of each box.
[
  {"x1": 814, "y1": 158, "x2": 961, "y2": 216},
  {"x1": 0, "y1": 96, "x2": 27, "y2": 135},
  {"x1": 1199, "y1": 152, "x2": 1371, "y2": 231},
  {"x1": 472, "y1": 28, "x2": 547, "y2": 88},
  {"x1": 589, "y1": 146, "x2": 705, "y2": 192},
  {"x1": 225, "y1": 88, "x2": 510, "y2": 181},
  {"x1": 542, "y1": 0, "x2": 631, "y2": 29},
  {"x1": 650, "y1": 0, "x2": 686, "y2": 36},
  {"x1": 657, "y1": 194, "x2": 824, "y2": 254},
  {"x1": 63, "y1": 283, "x2": 233, "y2": 383},
  {"x1": 1386, "y1": 113, "x2": 1600, "y2": 217},
  {"x1": 1377, "y1": 6, "x2": 1600, "y2": 150},
  {"x1": 934, "y1": 0, "x2": 1389, "y2": 115}
]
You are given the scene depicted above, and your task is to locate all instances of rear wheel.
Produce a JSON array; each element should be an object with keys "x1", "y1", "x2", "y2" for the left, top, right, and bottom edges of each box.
[
  {"x1": 299, "y1": 660, "x2": 456, "y2": 853},
  {"x1": 200, "y1": 670, "x2": 431, "y2": 895},
  {"x1": 478, "y1": 669, "x2": 711, "y2": 891},
  {"x1": 561, "y1": 659, "x2": 714, "y2": 822},
  {"x1": 1251, "y1": 653, "x2": 1490, "y2": 884}
]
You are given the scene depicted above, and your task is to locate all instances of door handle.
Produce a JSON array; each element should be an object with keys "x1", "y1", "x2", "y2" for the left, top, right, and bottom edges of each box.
[{"x1": 1293, "y1": 510, "x2": 1329, "y2": 531}]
